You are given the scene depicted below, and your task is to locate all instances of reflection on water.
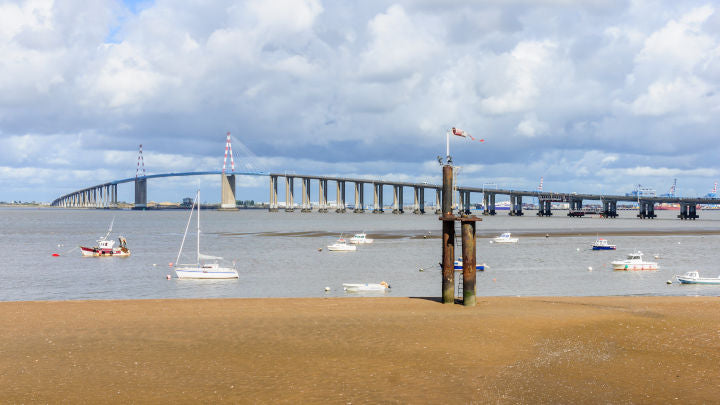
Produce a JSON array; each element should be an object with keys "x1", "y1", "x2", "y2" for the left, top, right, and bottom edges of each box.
[{"x1": 1, "y1": 207, "x2": 720, "y2": 301}]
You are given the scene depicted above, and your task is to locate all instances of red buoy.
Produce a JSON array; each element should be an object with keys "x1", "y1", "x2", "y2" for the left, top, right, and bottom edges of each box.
[{"x1": 52, "y1": 253, "x2": 60, "y2": 257}]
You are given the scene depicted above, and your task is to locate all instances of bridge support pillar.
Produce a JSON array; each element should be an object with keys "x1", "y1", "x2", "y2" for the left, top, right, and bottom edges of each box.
[
  {"x1": 392, "y1": 185, "x2": 403, "y2": 213},
  {"x1": 318, "y1": 179, "x2": 328, "y2": 213},
  {"x1": 373, "y1": 183, "x2": 384, "y2": 213},
  {"x1": 301, "y1": 178, "x2": 311, "y2": 212},
  {"x1": 462, "y1": 191, "x2": 471, "y2": 215},
  {"x1": 638, "y1": 200, "x2": 656, "y2": 219},
  {"x1": 133, "y1": 178, "x2": 147, "y2": 210},
  {"x1": 354, "y1": 182, "x2": 364, "y2": 213},
  {"x1": 509, "y1": 195, "x2": 523, "y2": 216},
  {"x1": 483, "y1": 193, "x2": 496, "y2": 215},
  {"x1": 568, "y1": 198, "x2": 583, "y2": 217},
  {"x1": 268, "y1": 176, "x2": 279, "y2": 212},
  {"x1": 537, "y1": 199, "x2": 552, "y2": 216},
  {"x1": 285, "y1": 177, "x2": 295, "y2": 212},
  {"x1": 601, "y1": 200, "x2": 617, "y2": 218},
  {"x1": 412, "y1": 186, "x2": 424, "y2": 214},
  {"x1": 336, "y1": 181, "x2": 346, "y2": 213},
  {"x1": 435, "y1": 188, "x2": 441, "y2": 214},
  {"x1": 678, "y1": 202, "x2": 699, "y2": 220},
  {"x1": 220, "y1": 174, "x2": 237, "y2": 210}
]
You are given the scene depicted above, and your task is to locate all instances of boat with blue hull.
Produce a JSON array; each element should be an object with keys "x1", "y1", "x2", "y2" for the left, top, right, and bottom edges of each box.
[
  {"x1": 454, "y1": 258, "x2": 484, "y2": 271},
  {"x1": 592, "y1": 238, "x2": 616, "y2": 250}
]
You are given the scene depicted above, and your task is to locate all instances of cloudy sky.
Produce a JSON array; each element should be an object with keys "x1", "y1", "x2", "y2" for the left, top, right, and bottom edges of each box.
[{"x1": 1, "y1": 0, "x2": 719, "y2": 203}]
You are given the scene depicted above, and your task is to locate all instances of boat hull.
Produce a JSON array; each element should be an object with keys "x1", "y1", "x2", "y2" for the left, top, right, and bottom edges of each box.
[
  {"x1": 80, "y1": 246, "x2": 130, "y2": 257},
  {"x1": 343, "y1": 283, "x2": 387, "y2": 292},
  {"x1": 676, "y1": 277, "x2": 720, "y2": 284},
  {"x1": 612, "y1": 263, "x2": 658, "y2": 271},
  {"x1": 175, "y1": 268, "x2": 239, "y2": 279},
  {"x1": 327, "y1": 245, "x2": 356, "y2": 251},
  {"x1": 592, "y1": 246, "x2": 616, "y2": 250},
  {"x1": 454, "y1": 262, "x2": 485, "y2": 271}
]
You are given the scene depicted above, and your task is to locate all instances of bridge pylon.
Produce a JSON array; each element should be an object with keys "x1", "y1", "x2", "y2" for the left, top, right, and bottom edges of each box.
[
  {"x1": 220, "y1": 132, "x2": 238, "y2": 210},
  {"x1": 133, "y1": 144, "x2": 147, "y2": 210}
]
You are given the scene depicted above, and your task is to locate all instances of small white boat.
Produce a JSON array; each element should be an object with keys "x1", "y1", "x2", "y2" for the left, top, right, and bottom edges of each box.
[
  {"x1": 611, "y1": 251, "x2": 658, "y2": 271},
  {"x1": 592, "y1": 238, "x2": 616, "y2": 250},
  {"x1": 349, "y1": 233, "x2": 374, "y2": 244},
  {"x1": 343, "y1": 281, "x2": 390, "y2": 292},
  {"x1": 80, "y1": 218, "x2": 130, "y2": 257},
  {"x1": 172, "y1": 191, "x2": 238, "y2": 279},
  {"x1": 492, "y1": 232, "x2": 518, "y2": 243},
  {"x1": 675, "y1": 271, "x2": 720, "y2": 285},
  {"x1": 328, "y1": 236, "x2": 357, "y2": 251}
]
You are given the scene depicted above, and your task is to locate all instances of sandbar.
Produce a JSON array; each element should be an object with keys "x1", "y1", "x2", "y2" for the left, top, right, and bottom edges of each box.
[{"x1": 1, "y1": 296, "x2": 719, "y2": 403}]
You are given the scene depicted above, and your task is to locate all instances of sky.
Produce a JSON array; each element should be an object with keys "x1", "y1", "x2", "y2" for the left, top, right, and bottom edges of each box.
[{"x1": 1, "y1": 0, "x2": 719, "y2": 203}]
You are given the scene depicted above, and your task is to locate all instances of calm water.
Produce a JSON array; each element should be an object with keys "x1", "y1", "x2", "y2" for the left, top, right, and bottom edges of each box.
[{"x1": 2, "y1": 207, "x2": 720, "y2": 301}]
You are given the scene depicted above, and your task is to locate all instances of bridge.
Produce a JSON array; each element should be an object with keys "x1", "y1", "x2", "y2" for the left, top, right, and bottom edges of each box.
[{"x1": 51, "y1": 137, "x2": 720, "y2": 220}]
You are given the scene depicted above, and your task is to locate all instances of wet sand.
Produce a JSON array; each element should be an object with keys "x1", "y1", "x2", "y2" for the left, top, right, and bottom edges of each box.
[{"x1": 1, "y1": 297, "x2": 719, "y2": 403}]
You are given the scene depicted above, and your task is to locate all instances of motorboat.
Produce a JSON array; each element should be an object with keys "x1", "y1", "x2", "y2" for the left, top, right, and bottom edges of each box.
[
  {"x1": 80, "y1": 218, "x2": 130, "y2": 257},
  {"x1": 173, "y1": 191, "x2": 238, "y2": 279},
  {"x1": 491, "y1": 232, "x2": 518, "y2": 243},
  {"x1": 454, "y1": 258, "x2": 485, "y2": 271},
  {"x1": 343, "y1": 281, "x2": 390, "y2": 292},
  {"x1": 675, "y1": 271, "x2": 720, "y2": 285},
  {"x1": 328, "y1": 236, "x2": 357, "y2": 251},
  {"x1": 349, "y1": 233, "x2": 374, "y2": 244},
  {"x1": 611, "y1": 251, "x2": 658, "y2": 271},
  {"x1": 592, "y1": 238, "x2": 616, "y2": 250}
]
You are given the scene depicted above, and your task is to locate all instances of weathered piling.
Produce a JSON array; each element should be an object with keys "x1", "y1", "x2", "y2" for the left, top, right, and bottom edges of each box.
[
  {"x1": 461, "y1": 216, "x2": 479, "y2": 307},
  {"x1": 441, "y1": 165, "x2": 455, "y2": 304}
]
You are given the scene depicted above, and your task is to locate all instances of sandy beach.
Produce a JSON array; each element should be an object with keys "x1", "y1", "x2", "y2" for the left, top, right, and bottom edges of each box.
[{"x1": 1, "y1": 296, "x2": 719, "y2": 403}]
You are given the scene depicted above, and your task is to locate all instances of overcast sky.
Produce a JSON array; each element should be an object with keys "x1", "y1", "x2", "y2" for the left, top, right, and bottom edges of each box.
[{"x1": 1, "y1": 0, "x2": 719, "y2": 203}]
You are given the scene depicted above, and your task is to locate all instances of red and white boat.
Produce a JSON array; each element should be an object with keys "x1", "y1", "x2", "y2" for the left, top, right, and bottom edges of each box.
[{"x1": 80, "y1": 219, "x2": 130, "y2": 257}]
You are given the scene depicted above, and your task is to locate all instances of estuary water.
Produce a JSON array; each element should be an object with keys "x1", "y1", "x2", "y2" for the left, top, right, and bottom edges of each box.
[{"x1": 2, "y1": 207, "x2": 720, "y2": 301}]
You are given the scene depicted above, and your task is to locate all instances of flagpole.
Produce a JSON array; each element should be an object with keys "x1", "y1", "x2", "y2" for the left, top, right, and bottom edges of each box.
[{"x1": 446, "y1": 130, "x2": 450, "y2": 162}]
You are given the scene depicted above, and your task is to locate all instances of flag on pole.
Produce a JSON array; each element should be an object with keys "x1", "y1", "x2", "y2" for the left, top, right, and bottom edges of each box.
[{"x1": 451, "y1": 127, "x2": 484, "y2": 142}]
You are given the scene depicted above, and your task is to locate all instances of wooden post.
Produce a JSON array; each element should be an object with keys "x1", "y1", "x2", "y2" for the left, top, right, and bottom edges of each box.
[
  {"x1": 461, "y1": 217, "x2": 480, "y2": 307},
  {"x1": 441, "y1": 165, "x2": 455, "y2": 304}
]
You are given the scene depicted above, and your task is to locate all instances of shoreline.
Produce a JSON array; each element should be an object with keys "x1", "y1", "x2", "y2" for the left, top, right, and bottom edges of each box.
[{"x1": 2, "y1": 296, "x2": 719, "y2": 403}]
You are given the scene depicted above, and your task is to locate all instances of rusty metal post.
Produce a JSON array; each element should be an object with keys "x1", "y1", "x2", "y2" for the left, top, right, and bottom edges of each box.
[
  {"x1": 461, "y1": 217, "x2": 479, "y2": 307},
  {"x1": 441, "y1": 165, "x2": 455, "y2": 304}
]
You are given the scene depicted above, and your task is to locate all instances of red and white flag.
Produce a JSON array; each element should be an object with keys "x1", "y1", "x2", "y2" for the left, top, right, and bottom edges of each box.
[{"x1": 451, "y1": 127, "x2": 484, "y2": 142}]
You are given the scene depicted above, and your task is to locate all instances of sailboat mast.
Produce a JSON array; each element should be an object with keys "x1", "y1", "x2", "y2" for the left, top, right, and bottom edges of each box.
[{"x1": 197, "y1": 190, "x2": 200, "y2": 265}]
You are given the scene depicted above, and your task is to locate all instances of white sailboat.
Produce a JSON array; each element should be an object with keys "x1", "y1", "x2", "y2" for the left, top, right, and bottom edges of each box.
[{"x1": 173, "y1": 191, "x2": 238, "y2": 279}]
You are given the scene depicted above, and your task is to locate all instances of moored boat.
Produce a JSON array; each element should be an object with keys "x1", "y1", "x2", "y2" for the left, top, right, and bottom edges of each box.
[
  {"x1": 343, "y1": 281, "x2": 390, "y2": 292},
  {"x1": 172, "y1": 191, "x2": 238, "y2": 279},
  {"x1": 592, "y1": 238, "x2": 616, "y2": 250},
  {"x1": 492, "y1": 232, "x2": 518, "y2": 243},
  {"x1": 328, "y1": 236, "x2": 357, "y2": 251},
  {"x1": 611, "y1": 251, "x2": 658, "y2": 271},
  {"x1": 349, "y1": 233, "x2": 374, "y2": 244},
  {"x1": 675, "y1": 271, "x2": 720, "y2": 284},
  {"x1": 80, "y1": 219, "x2": 130, "y2": 257},
  {"x1": 454, "y1": 258, "x2": 485, "y2": 271}
]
